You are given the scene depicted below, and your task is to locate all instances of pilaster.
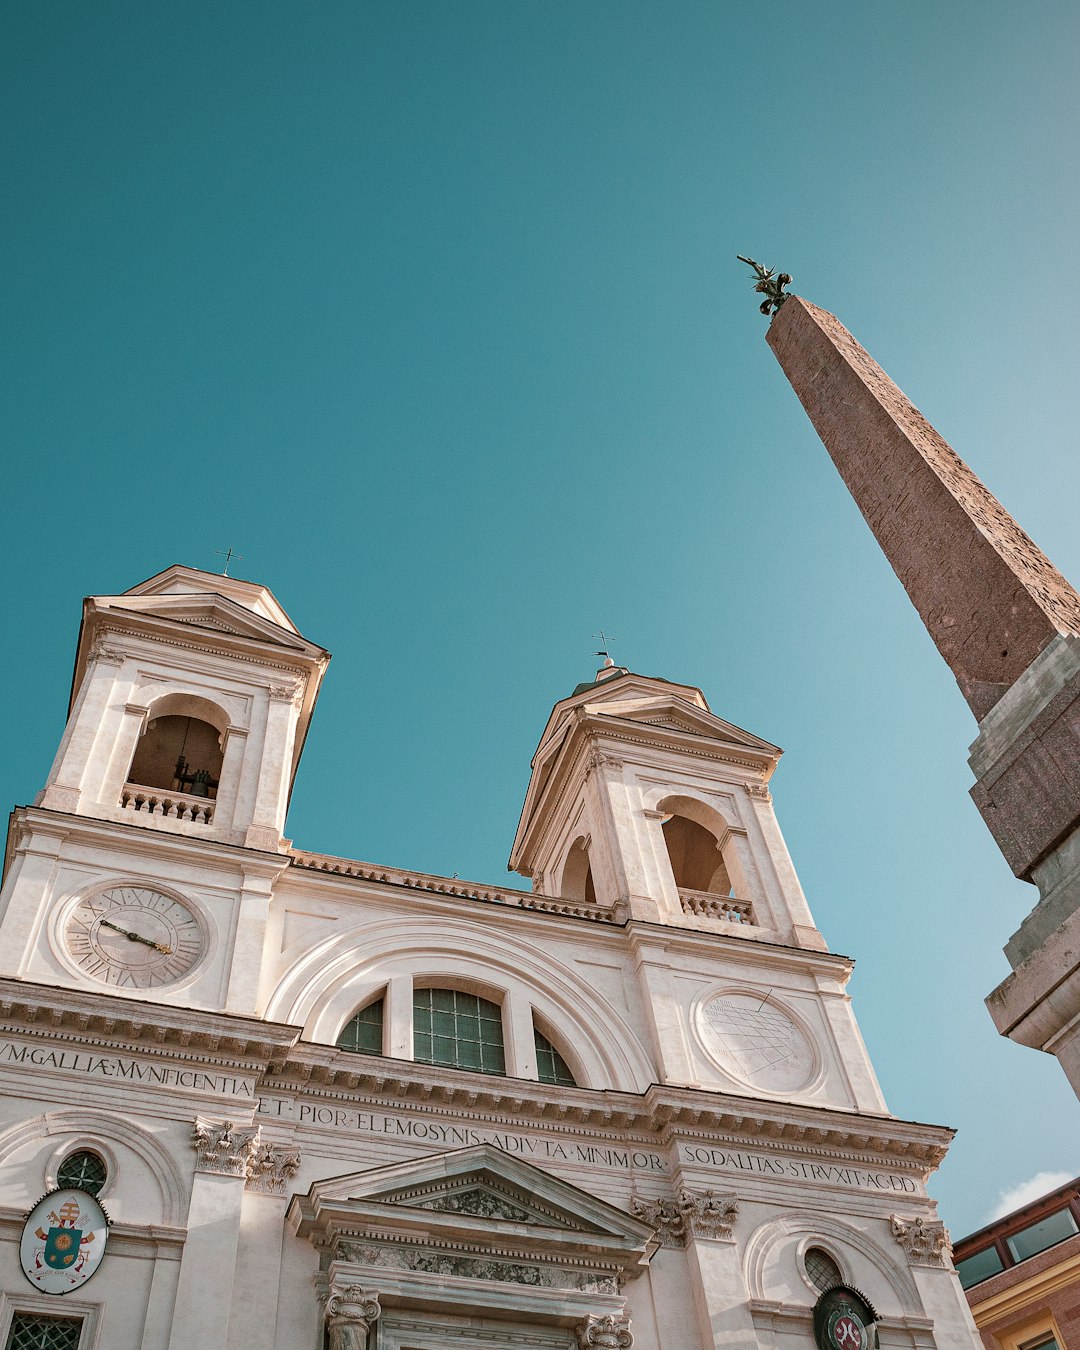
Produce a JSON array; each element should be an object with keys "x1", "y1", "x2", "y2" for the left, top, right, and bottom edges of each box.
[{"x1": 168, "y1": 1119, "x2": 261, "y2": 1350}]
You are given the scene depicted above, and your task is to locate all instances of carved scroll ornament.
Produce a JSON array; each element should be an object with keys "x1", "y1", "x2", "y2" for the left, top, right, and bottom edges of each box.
[
  {"x1": 192, "y1": 1119, "x2": 301, "y2": 1193},
  {"x1": 325, "y1": 1280, "x2": 380, "y2": 1350},
  {"x1": 576, "y1": 1312, "x2": 633, "y2": 1349}
]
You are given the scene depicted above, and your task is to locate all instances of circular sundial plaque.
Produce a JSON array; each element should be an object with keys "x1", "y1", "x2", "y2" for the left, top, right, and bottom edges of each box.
[{"x1": 697, "y1": 991, "x2": 815, "y2": 1092}]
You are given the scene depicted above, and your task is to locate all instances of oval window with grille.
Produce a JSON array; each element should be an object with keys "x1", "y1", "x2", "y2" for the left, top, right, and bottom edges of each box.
[
  {"x1": 805, "y1": 1246, "x2": 842, "y2": 1292},
  {"x1": 57, "y1": 1149, "x2": 107, "y2": 1196}
]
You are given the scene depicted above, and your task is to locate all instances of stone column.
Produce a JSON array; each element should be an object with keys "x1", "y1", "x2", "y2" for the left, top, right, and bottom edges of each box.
[
  {"x1": 384, "y1": 973, "x2": 413, "y2": 1060},
  {"x1": 324, "y1": 1268, "x2": 381, "y2": 1350},
  {"x1": 0, "y1": 817, "x2": 68, "y2": 977},
  {"x1": 167, "y1": 1120, "x2": 260, "y2": 1350},
  {"x1": 891, "y1": 1214, "x2": 982, "y2": 1349},
  {"x1": 211, "y1": 724, "x2": 248, "y2": 839},
  {"x1": 503, "y1": 987, "x2": 539, "y2": 1079},
  {"x1": 225, "y1": 1143, "x2": 302, "y2": 1350}
]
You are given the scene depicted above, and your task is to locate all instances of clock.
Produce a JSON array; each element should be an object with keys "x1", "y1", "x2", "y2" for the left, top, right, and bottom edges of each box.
[{"x1": 63, "y1": 886, "x2": 206, "y2": 989}]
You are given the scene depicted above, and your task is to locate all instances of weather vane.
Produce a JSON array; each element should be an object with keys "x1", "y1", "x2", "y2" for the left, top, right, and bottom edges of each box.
[
  {"x1": 737, "y1": 256, "x2": 792, "y2": 316},
  {"x1": 215, "y1": 547, "x2": 243, "y2": 577},
  {"x1": 592, "y1": 630, "x2": 616, "y2": 668}
]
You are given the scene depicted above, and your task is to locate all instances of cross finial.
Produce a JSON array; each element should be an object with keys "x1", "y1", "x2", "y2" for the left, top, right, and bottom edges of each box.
[
  {"x1": 215, "y1": 547, "x2": 243, "y2": 577},
  {"x1": 592, "y1": 630, "x2": 616, "y2": 668}
]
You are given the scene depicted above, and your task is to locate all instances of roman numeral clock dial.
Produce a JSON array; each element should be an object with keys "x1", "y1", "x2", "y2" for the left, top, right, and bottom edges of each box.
[{"x1": 63, "y1": 887, "x2": 206, "y2": 989}]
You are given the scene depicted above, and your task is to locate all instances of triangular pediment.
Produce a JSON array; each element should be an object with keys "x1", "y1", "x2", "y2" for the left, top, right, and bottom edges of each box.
[
  {"x1": 291, "y1": 1143, "x2": 655, "y2": 1248},
  {"x1": 372, "y1": 1173, "x2": 577, "y2": 1228},
  {"x1": 510, "y1": 671, "x2": 781, "y2": 872},
  {"x1": 582, "y1": 695, "x2": 781, "y2": 755},
  {"x1": 122, "y1": 564, "x2": 302, "y2": 634},
  {"x1": 97, "y1": 591, "x2": 315, "y2": 653}
]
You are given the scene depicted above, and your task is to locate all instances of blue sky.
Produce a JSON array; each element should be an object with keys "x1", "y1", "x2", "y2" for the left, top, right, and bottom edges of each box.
[{"x1": 4, "y1": 2, "x2": 1080, "y2": 1235}]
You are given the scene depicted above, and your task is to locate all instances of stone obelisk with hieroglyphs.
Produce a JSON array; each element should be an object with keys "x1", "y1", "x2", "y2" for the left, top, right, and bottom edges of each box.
[{"x1": 762, "y1": 286, "x2": 1080, "y2": 1098}]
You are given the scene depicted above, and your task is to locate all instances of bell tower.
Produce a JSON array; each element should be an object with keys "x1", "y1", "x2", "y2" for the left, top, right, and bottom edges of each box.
[
  {"x1": 38, "y1": 565, "x2": 329, "y2": 851},
  {"x1": 0, "y1": 566, "x2": 329, "y2": 1013},
  {"x1": 510, "y1": 663, "x2": 888, "y2": 1111},
  {"x1": 509, "y1": 663, "x2": 826, "y2": 950}
]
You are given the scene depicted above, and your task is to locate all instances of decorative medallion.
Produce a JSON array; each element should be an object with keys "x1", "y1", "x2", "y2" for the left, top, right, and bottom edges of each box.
[
  {"x1": 20, "y1": 1188, "x2": 109, "y2": 1294},
  {"x1": 813, "y1": 1285, "x2": 877, "y2": 1350},
  {"x1": 62, "y1": 885, "x2": 207, "y2": 989},
  {"x1": 696, "y1": 991, "x2": 814, "y2": 1091}
]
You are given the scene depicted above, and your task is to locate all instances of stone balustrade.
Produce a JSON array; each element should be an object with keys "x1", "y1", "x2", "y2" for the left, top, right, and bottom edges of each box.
[
  {"x1": 290, "y1": 850, "x2": 624, "y2": 923},
  {"x1": 119, "y1": 782, "x2": 215, "y2": 825},
  {"x1": 677, "y1": 888, "x2": 754, "y2": 924}
]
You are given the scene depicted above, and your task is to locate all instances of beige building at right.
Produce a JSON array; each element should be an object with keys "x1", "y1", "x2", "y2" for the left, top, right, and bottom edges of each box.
[{"x1": 762, "y1": 289, "x2": 1080, "y2": 1102}]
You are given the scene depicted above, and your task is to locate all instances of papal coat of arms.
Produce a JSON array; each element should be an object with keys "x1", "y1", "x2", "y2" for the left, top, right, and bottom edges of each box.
[
  {"x1": 813, "y1": 1285, "x2": 878, "y2": 1350},
  {"x1": 20, "y1": 1188, "x2": 109, "y2": 1294}
]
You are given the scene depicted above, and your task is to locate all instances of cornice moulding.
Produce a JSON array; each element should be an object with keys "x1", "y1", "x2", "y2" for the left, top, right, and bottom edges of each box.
[
  {"x1": 10, "y1": 806, "x2": 292, "y2": 873},
  {"x1": 0, "y1": 977, "x2": 301, "y2": 1070},
  {"x1": 0, "y1": 1207, "x2": 187, "y2": 1254},
  {"x1": 268, "y1": 1047, "x2": 952, "y2": 1170}
]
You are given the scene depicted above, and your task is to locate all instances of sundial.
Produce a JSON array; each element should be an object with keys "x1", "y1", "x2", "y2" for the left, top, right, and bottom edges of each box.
[{"x1": 697, "y1": 992, "x2": 814, "y2": 1092}]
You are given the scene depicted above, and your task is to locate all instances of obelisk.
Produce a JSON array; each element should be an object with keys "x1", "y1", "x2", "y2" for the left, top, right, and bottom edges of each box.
[{"x1": 758, "y1": 279, "x2": 1080, "y2": 1096}]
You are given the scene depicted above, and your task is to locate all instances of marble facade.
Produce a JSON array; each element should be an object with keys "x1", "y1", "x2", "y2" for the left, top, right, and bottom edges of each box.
[{"x1": 0, "y1": 566, "x2": 981, "y2": 1348}]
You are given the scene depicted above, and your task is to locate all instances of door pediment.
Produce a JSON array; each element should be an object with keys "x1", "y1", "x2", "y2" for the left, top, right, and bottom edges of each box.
[{"x1": 288, "y1": 1144, "x2": 656, "y2": 1314}]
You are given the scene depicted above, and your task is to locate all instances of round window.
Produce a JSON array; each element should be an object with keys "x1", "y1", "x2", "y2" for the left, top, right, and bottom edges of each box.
[
  {"x1": 805, "y1": 1245, "x2": 842, "y2": 1292},
  {"x1": 57, "y1": 1149, "x2": 107, "y2": 1196}
]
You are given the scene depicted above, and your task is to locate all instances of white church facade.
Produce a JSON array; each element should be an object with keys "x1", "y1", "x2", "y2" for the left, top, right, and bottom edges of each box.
[{"x1": 0, "y1": 566, "x2": 981, "y2": 1349}]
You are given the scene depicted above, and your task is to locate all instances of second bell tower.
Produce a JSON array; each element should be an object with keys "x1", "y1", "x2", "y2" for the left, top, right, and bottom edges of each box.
[
  {"x1": 39, "y1": 565, "x2": 329, "y2": 851},
  {"x1": 509, "y1": 663, "x2": 827, "y2": 952}
]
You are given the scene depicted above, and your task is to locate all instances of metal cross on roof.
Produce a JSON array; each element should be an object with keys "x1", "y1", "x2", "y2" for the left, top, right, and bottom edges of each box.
[
  {"x1": 215, "y1": 547, "x2": 243, "y2": 577},
  {"x1": 592, "y1": 630, "x2": 616, "y2": 661}
]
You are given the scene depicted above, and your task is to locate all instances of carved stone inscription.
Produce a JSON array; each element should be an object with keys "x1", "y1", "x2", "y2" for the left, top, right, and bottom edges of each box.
[
  {"x1": 256, "y1": 1097, "x2": 923, "y2": 1193},
  {"x1": 1, "y1": 1039, "x2": 255, "y2": 1098},
  {"x1": 257, "y1": 1098, "x2": 668, "y2": 1175}
]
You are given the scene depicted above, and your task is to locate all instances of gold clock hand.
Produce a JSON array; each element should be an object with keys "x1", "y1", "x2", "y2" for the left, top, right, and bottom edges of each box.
[{"x1": 97, "y1": 917, "x2": 171, "y2": 954}]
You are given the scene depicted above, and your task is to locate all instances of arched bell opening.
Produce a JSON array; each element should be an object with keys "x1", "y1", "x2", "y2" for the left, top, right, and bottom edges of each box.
[
  {"x1": 661, "y1": 813, "x2": 732, "y2": 896},
  {"x1": 560, "y1": 836, "x2": 596, "y2": 904},
  {"x1": 128, "y1": 714, "x2": 224, "y2": 800}
]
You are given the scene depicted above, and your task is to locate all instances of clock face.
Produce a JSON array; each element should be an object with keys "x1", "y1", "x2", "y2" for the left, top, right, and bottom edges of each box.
[{"x1": 64, "y1": 886, "x2": 205, "y2": 989}]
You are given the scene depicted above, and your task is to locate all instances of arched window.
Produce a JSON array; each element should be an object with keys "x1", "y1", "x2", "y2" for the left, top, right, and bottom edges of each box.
[
  {"x1": 337, "y1": 997, "x2": 385, "y2": 1054},
  {"x1": 57, "y1": 1149, "x2": 107, "y2": 1196},
  {"x1": 413, "y1": 988, "x2": 505, "y2": 1076},
  {"x1": 804, "y1": 1246, "x2": 842, "y2": 1292},
  {"x1": 561, "y1": 837, "x2": 596, "y2": 903},
  {"x1": 128, "y1": 715, "x2": 223, "y2": 799},
  {"x1": 534, "y1": 1025, "x2": 577, "y2": 1087}
]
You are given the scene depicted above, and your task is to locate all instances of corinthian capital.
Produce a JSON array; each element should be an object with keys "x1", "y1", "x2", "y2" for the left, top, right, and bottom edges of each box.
[
  {"x1": 192, "y1": 1118, "x2": 260, "y2": 1177},
  {"x1": 890, "y1": 1213, "x2": 950, "y2": 1266}
]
